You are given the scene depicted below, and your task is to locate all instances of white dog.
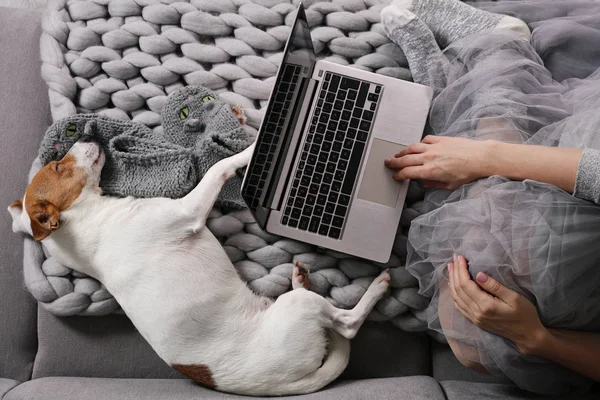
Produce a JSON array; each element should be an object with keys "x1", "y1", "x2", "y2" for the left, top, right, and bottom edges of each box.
[{"x1": 9, "y1": 139, "x2": 390, "y2": 396}]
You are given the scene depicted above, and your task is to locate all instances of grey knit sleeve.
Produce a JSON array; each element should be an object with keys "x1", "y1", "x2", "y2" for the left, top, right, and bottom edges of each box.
[{"x1": 573, "y1": 148, "x2": 600, "y2": 204}]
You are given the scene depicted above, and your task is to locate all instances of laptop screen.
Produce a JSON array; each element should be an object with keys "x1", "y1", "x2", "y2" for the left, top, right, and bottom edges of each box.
[{"x1": 241, "y1": 4, "x2": 315, "y2": 225}]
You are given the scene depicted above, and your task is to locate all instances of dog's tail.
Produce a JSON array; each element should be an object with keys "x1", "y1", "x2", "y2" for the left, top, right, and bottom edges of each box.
[{"x1": 281, "y1": 329, "x2": 350, "y2": 395}]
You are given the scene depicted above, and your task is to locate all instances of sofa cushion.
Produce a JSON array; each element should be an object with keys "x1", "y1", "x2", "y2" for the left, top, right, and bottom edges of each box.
[
  {"x1": 34, "y1": 306, "x2": 430, "y2": 380},
  {"x1": 440, "y1": 381, "x2": 600, "y2": 400},
  {"x1": 0, "y1": 379, "x2": 19, "y2": 399},
  {"x1": 431, "y1": 339, "x2": 511, "y2": 384},
  {"x1": 5, "y1": 376, "x2": 446, "y2": 400},
  {"x1": 32, "y1": 308, "x2": 181, "y2": 379},
  {"x1": 0, "y1": 6, "x2": 51, "y2": 381}
]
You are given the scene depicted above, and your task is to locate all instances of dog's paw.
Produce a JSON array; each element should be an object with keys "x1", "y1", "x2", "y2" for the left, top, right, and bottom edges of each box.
[
  {"x1": 232, "y1": 105, "x2": 247, "y2": 125},
  {"x1": 292, "y1": 260, "x2": 310, "y2": 290},
  {"x1": 367, "y1": 269, "x2": 391, "y2": 298}
]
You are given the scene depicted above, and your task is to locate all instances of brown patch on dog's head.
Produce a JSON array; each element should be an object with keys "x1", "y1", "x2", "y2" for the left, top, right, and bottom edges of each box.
[
  {"x1": 24, "y1": 154, "x2": 88, "y2": 241},
  {"x1": 172, "y1": 364, "x2": 217, "y2": 389}
]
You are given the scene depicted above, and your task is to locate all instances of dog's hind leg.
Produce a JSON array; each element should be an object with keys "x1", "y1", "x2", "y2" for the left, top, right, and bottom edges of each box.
[{"x1": 179, "y1": 142, "x2": 255, "y2": 231}]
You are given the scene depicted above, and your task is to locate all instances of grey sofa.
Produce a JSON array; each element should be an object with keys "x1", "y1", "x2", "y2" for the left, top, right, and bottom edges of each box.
[{"x1": 1, "y1": 6, "x2": 598, "y2": 400}]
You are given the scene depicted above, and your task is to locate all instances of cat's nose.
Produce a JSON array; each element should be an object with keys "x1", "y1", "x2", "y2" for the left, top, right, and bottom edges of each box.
[{"x1": 184, "y1": 118, "x2": 206, "y2": 133}]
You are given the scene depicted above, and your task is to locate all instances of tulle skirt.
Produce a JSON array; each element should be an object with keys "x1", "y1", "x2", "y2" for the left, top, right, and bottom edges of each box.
[{"x1": 406, "y1": 33, "x2": 600, "y2": 395}]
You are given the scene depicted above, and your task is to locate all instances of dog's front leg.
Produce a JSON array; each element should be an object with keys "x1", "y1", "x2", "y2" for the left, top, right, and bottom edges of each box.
[{"x1": 180, "y1": 142, "x2": 255, "y2": 233}]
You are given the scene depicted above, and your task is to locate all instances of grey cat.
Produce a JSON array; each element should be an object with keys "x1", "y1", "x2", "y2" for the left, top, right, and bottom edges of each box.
[{"x1": 37, "y1": 85, "x2": 253, "y2": 208}]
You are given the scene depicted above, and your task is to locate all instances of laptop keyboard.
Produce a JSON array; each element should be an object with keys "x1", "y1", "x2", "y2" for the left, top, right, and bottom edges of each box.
[
  {"x1": 243, "y1": 63, "x2": 302, "y2": 210},
  {"x1": 281, "y1": 72, "x2": 383, "y2": 239}
]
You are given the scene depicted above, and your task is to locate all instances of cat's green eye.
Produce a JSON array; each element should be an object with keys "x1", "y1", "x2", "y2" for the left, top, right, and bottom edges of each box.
[
  {"x1": 65, "y1": 123, "x2": 77, "y2": 137},
  {"x1": 202, "y1": 95, "x2": 215, "y2": 103},
  {"x1": 179, "y1": 106, "x2": 189, "y2": 120}
]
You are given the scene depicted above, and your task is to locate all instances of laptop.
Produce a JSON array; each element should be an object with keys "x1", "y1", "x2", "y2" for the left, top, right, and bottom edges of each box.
[{"x1": 241, "y1": 3, "x2": 433, "y2": 263}]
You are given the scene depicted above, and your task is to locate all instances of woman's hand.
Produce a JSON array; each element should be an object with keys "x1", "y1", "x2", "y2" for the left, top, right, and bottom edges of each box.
[
  {"x1": 447, "y1": 255, "x2": 548, "y2": 355},
  {"x1": 384, "y1": 136, "x2": 491, "y2": 190}
]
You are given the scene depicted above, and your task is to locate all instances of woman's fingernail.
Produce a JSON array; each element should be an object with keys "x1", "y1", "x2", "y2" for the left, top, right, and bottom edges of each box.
[
  {"x1": 448, "y1": 262, "x2": 453, "y2": 272},
  {"x1": 453, "y1": 254, "x2": 457, "y2": 263},
  {"x1": 384, "y1": 158, "x2": 391, "y2": 164},
  {"x1": 476, "y1": 272, "x2": 488, "y2": 283}
]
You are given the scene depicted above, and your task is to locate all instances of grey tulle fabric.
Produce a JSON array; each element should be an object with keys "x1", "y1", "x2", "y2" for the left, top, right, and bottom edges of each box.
[{"x1": 406, "y1": 2, "x2": 600, "y2": 396}]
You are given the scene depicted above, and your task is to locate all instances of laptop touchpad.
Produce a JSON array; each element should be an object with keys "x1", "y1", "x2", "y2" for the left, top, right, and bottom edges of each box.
[{"x1": 357, "y1": 139, "x2": 406, "y2": 208}]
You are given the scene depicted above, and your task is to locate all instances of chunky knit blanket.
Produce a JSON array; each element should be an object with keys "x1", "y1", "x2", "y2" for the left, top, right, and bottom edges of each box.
[{"x1": 28, "y1": 0, "x2": 441, "y2": 339}]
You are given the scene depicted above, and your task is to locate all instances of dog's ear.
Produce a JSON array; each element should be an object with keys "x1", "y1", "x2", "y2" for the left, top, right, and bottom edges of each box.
[
  {"x1": 28, "y1": 201, "x2": 60, "y2": 241},
  {"x1": 8, "y1": 199, "x2": 27, "y2": 234}
]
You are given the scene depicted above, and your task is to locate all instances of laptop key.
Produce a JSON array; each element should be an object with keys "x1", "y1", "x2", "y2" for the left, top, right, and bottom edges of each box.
[
  {"x1": 343, "y1": 139, "x2": 353, "y2": 149},
  {"x1": 368, "y1": 93, "x2": 379, "y2": 102},
  {"x1": 338, "y1": 159, "x2": 348, "y2": 170},
  {"x1": 335, "y1": 170, "x2": 345, "y2": 181},
  {"x1": 375, "y1": 85, "x2": 381, "y2": 94},
  {"x1": 332, "y1": 180, "x2": 342, "y2": 192},
  {"x1": 358, "y1": 130, "x2": 369, "y2": 141},
  {"x1": 339, "y1": 194, "x2": 350, "y2": 206},
  {"x1": 332, "y1": 141, "x2": 342, "y2": 152},
  {"x1": 338, "y1": 90, "x2": 347, "y2": 100},
  {"x1": 314, "y1": 205, "x2": 324, "y2": 216},
  {"x1": 332, "y1": 216, "x2": 344, "y2": 228},
  {"x1": 298, "y1": 186, "x2": 308, "y2": 197},
  {"x1": 370, "y1": 102, "x2": 377, "y2": 111},
  {"x1": 324, "y1": 172, "x2": 334, "y2": 183},
  {"x1": 313, "y1": 173, "x2": 323, "y2": 184},
  {"x1": 347, "y1": 128, "x2": 356, "y2": 139},
  {"x1": 316, "y1": 162, "x2": 326, "y2": 173},
  {"x1": 289, "y1": 219, "x2": 298, "y2": 228},
  {"x1": 363, "y1": 110, "x2": 374, "y2": 121},
  {"x1": 328, "y1": 192, "x2": 338, "y2": 203},
  {"x1": 323, "y1": 102, "x2": 332, "y2": 113},
  {"x1": 344, "y1": 100, "x2": 354, "y2": 110},
  {"x1": 341, "y1": 141, "x2": 365, "y2": 195},
  {"x1": 319, "y1": 184, "x2": 330, "y2": 194},
  {"x1": 334, "y1": 101, "x2": 344, "y2": 111},
  {"x1": 329, "y1": 227, "x2": 341, "y2": 239},
  {"x1": 338, "y1": 120, "x2": 348, "y2": 131},
  {"x1": 330, "y1": 75, "x2": 340, "y2": 92},
  {"x1": 314, "y1": 133, "x2": 324, "y2": 144},
  {"x1": 294, "y1": 197, "x2": 304, "y2": 208},
  {"x1": 309, "y1": 217, "x2": 320, "y2": 233},
  {"x1": 352, "y1": 108, "x2": 362, "y2": 119},
  {"x1": 317, "y1": 194, "x2": 327, "y2": 205},
  {"x1": 323, "y1": 212, "x2": 333, "y2": 223},
  {"x1": 309, "y1": 184, "x2": 319, "y2": 195},
  {"x1": 282, "y1": 216, "x2": 289, "y2": 225},
  {"x1": 317, "y1": 123, "x2": 326, "y2": 134},
  {"x1": 305, "y1": 165, "x2": 314, "y2": 175},
  {"x1": 308, "y1": 155, "x2": 317, "y2": 164},
  {"x1": 342, "y1": 110, "x2": 352, "y2": 120},
  {"x1": 356, "y1": 82, "x2": 370, "y2": 108},
  {"x1": 318, "y1": 225, "x2": 330, "y2": 236},
  {"x1": 335, "y1": 205, "x2": 347, "y2": 217},
  {"x1": 319, "y1": 152, "x2": 329, "y2": 163},
  {"x1": 291, "y1": 208, "x2": 301, "y2": 219},
  {"x1": 299, "y1": 217, "x2": 310, "y2": 230},
  {"x1": 341, "y1": 77, "x2": 360, "y2": 90},
  {"x1": 330, "y1": 152, "x2": 339, "y2": 163},
  {"x1": 322, "y1": 141, "x2": 332, "y2": 152},
  {"x1": 348, "y1": 89, "x2": 357, "y2": 100},
  {"x1": 331, "y1": 110, "x2": 341, "y2": 121},
  {"x1": 360, "y1": 120, "x2": 371, "y2": 131},
  {"x1": 307, "y1": 194, "x2": 316, "y2": 205},
  {"x1": 326, "y1": 92, "x2": 335, "y2": 103},
  {"x1": 303, "y1": 205, "x2": 313, "y2": 216},
  {"x1": 328, "y1": 121, "x2": 337, "y2": 131},
  {"x1": 326, "y1": 163, "x2": 336, "y2": 173}
]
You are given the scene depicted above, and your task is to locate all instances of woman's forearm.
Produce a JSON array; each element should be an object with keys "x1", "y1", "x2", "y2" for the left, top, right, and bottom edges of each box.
[
  {"x1": 526, "y1": 328, "x2": 600, "y2": 382},
  {"x1": 482, "y1": 141, "x2": 583, "y2": 194}
]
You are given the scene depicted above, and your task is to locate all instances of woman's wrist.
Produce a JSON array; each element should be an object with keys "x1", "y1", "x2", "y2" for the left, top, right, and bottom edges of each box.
[
  {"x1": 516, "y1": 326, "x2": 551, "y2": 356},
  {"x1": 478, "y1": 140, "x2": 507, "y2": 178}
]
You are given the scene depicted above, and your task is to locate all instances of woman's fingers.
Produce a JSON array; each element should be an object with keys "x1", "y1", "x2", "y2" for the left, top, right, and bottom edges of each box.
[
  {"x1": 448, "y1": 263, "x2": 476, "y2": 318},
  {"x1": 422, "y1": 135, "x2": 441, "y2": 144},
  {"x1": 395, "y1": 142, "x2": 429, "y2": 157},
  {"x1": 392, "y1": 166, "x2": 431, "y2": 181},
  {"x1": 385, "y1": 154, "x2": 423, "y2": 169},
  {"x1": 475, "y1": 272, "x2": 519, "y2": 305}
]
